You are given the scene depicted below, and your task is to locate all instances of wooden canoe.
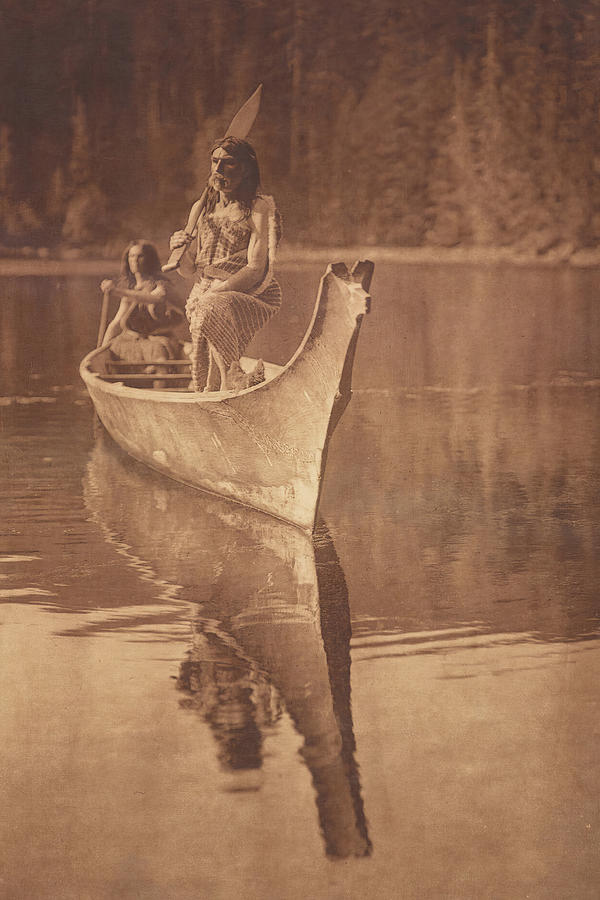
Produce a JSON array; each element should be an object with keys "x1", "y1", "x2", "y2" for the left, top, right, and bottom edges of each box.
[{"x1": 79, "y1": 260, "x2": 373, "y2": 532}]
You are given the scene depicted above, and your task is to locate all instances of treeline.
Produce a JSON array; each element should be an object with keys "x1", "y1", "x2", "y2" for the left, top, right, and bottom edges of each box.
[{"x1": 1, "y1": 0, "x2": 599, "y2": 252}]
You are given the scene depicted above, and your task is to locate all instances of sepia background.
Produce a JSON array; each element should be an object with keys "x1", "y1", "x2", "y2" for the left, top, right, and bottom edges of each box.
[
  {"x1": 1, "y1": 0, "x2": 600, "y2": 255},
  {"x1": 1, "y1": 2, "x2": 599, "y2": 899}
]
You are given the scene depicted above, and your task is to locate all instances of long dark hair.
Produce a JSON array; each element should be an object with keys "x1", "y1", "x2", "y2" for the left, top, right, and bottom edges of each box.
[
  {"x1": 118, "y1": 240, "x2": 162, "y2": 288},
  {"x1": 205, "y1": 136, "x2": 261, "y2": 217}
]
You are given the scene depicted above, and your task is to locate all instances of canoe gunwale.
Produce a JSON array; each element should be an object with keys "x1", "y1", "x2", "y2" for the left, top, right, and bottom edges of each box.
[{"x1": 80, "y1": 348, "x2": 279, "y2": 404}]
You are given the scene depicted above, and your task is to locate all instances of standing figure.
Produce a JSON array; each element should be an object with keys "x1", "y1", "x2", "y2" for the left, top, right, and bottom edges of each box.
[
  {"x1": 169, "y1": 137, "x2": 281, "y2": 392},
  {"x1": 100, "y1": 240, "x2": 185, "y2": 365}
]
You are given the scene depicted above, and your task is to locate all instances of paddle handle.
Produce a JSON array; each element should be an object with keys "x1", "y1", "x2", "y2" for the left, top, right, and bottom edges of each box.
[
  {"x1": 162, "y1": 85, "x2": 263, "y2": 274},
  {"x1": 162, "y1": 187, "x2": 208, "y2": 272},
  {"x1": 96, "y1": 287, "x2": 111, "y2": 348}
]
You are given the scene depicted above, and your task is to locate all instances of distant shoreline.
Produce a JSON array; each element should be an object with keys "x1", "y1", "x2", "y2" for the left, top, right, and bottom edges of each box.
[{"x1": 1, "y1": 244, "x2": 599, "y2": 276}]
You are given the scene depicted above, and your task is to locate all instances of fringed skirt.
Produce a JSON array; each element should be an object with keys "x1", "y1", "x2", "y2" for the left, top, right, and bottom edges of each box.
[{"x1": 185, "y1": 277, "x2": 281, "y2": 391}]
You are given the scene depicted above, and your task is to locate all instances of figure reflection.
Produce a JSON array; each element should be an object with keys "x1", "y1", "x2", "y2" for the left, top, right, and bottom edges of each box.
[
  {"x1": 176, "y1": 628, "x2": 271, "y2": 779},
  {"x1": 84, "y1": 432, "x2": 371, "y2": 859}
]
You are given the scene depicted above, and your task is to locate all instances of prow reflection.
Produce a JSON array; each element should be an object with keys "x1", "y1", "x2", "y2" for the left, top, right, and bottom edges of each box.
[{"x1": 84, "y1": 432, "x2": 371, "y2": 859}]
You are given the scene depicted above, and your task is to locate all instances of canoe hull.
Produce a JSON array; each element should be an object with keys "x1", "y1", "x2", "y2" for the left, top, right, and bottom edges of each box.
[
  {"x1": 81, "y1": 262, "x2": 373, "y2": 532},
  {"x1": 83, "y1": 371, "x2": 323, "y2": 530}
]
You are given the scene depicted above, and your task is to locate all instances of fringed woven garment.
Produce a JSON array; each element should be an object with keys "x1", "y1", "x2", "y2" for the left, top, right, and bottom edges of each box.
[{"x1": 185, "y1": 194, "x2": 282, "y2": 391}]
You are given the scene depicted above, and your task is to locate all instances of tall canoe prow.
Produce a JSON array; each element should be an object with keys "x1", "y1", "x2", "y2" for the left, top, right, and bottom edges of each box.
[{"x1": 80, "y1": 260, "x2": 374, "y2": 531}]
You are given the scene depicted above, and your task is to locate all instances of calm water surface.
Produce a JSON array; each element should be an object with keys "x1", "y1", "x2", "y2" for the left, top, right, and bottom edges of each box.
[{"x1": 1, "y1": 262, "x2": 599, "y2": 899}]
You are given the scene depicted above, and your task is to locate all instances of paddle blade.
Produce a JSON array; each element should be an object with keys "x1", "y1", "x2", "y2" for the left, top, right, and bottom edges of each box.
[{"x1": 225, "y1": 84, "x2": 263, "y2": 139}]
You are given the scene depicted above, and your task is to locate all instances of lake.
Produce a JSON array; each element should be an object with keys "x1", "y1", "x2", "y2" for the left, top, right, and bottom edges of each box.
[{"x1": 1, "y1": 260, "x2": 599, "y2": 899}]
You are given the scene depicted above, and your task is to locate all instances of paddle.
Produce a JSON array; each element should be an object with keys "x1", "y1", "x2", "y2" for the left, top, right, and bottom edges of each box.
[
  {"x1": 162, "y1": 84, "x2": 263, "y2": 273},
  {"x1": 96, "y1": 286, "x2": 111, "y2": 348}
]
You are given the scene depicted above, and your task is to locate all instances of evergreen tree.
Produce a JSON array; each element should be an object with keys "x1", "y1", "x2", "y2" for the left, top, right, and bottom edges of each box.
[
  {"x1": 0, "y1": 124, "x2": 40, "y2": 244},
  {"x1": 1, "y1": 0, "x2": 598, "y2": 251},
  {"x1": 62, "y1": 98, "x2": 109, "y2": 246}
]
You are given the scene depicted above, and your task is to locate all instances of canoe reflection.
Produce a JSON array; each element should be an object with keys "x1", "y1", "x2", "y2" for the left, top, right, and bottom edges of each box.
[{"x1": 84, "y1": 432, "x2": 371, "y2": 859}]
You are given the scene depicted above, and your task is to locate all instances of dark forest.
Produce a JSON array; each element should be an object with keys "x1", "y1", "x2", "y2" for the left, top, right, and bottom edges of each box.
[{"x1": 1, "y1": 0, "x2": 599, "y2": 254}]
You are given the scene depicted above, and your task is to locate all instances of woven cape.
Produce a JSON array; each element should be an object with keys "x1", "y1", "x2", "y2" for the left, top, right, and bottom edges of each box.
[{"x1": 185, "y1": 195, "x2": 281, "y2": 391}]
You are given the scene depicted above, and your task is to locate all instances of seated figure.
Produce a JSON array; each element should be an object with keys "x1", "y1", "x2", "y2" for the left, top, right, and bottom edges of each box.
[{"x1": 100, "y1": 241, "x2": 187, "y2": 369}]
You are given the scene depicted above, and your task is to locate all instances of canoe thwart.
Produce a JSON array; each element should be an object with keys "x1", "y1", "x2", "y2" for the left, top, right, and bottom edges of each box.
[
  {"x1": 107, "y1": 359, "x2": 192, "y2": 368},
  {"x1": 102, "y1": 373, "x2": 192, "y2": 382}
]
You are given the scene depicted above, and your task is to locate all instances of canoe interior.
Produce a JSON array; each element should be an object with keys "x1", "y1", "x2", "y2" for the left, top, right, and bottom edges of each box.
[{"x1": 88, "y1": 349, "x2": 284, "y2": 394}]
